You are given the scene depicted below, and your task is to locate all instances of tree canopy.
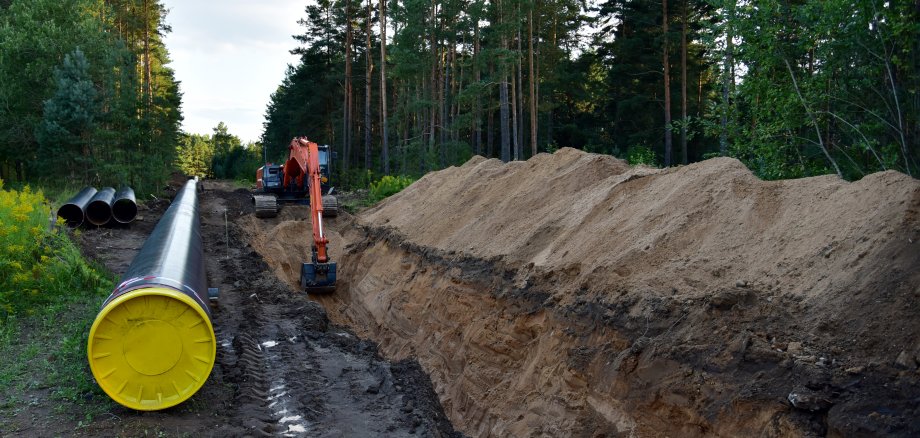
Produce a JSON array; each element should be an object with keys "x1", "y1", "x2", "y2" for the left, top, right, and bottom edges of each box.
[
  {"x1": 0, "y1": 0, "x2": 182, "y2": 194},
  {"x1": 262, "y1": 0, "x2": 918, "y2": 186}
]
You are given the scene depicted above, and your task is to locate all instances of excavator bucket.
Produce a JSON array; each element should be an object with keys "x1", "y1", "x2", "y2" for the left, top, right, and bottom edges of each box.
[{"x1": 301, "y1": 261, "x2": 336, "y2": 293}]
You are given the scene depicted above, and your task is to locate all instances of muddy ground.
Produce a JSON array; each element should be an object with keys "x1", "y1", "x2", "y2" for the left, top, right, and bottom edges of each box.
[{"x1": 3, "y1": 180, "x2": 459, "y2": 437}]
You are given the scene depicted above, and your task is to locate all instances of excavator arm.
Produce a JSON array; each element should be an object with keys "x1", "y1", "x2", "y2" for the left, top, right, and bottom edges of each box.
[{"x1": 288, "y1": 137, "x2": 336, "y2": 292}]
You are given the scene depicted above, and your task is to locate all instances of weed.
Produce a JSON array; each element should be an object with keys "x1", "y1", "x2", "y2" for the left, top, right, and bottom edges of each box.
[
  {"x1": 0, "y1": 180, "x2": 116, "y2": 420},
  {"x1": 369, "y1": 175, "x2": 415, "y2": 203}
]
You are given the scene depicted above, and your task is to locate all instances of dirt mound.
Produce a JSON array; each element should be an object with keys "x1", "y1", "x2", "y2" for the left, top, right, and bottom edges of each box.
[{"x1": 301, "y1": 148, "x2": 920, "y2": 437}]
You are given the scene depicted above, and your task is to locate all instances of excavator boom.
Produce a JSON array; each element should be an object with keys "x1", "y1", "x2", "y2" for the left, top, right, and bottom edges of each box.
[{"x1": 293, "y1": 137, "x2": 336, "y2": 292}]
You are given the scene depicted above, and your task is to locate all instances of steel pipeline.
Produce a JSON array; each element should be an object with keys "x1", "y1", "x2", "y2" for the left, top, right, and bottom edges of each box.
[
  {"x1": 86, "y1": 178, "x2": 215, "y2": 411},
  {"x1": 56, "y1": 186, "x2": 97, "y2": 227},
  {"x1": 112, "y1": 186, "x2": 138, "y2": 224},
  {"x1": 86, "y1": 187, "x2": 116, "y2": 226}
]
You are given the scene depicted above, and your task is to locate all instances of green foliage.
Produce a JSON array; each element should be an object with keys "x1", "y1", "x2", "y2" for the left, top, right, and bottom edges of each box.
[
  {"x1": 626, "y1": 145, "x2": 659, "y2": 166},
  {"x1": 369, "y1": 175, "x2": 415, "y2": 202},
  {"x1": 176, "y1": 123, "x2": 263, "y2": 182},
  {"x1": 35, "y1": 48, "x2": 97, "y2": 176},
  {"x1": 724, "y1": 0, "x2": 919, "y2": 179},
  {"x1": 0, "y1": 0, "x2": 182, "y2": 196},
  {"x1": 0, "y1": 181, "x2": 111, "y2": 320},
  {"x1": 176, "y1": 133, "x2": 215, "y2": 178},
  {"x1": 0, "y1": 182, "x2": 114, "y2": 413}
]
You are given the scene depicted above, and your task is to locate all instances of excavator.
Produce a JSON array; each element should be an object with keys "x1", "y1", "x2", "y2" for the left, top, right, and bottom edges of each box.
[{"x1": 254, "y1": 137, "x2": 337, "y2": 292}]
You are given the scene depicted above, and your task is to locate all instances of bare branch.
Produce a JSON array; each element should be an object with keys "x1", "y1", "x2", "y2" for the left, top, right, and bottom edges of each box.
[
  {"x1": 784, "y1": 58, "x2": 842, "y2": 178},
  {"x1": 819, "y1": 110, "x2": 886, "y2": 170}
]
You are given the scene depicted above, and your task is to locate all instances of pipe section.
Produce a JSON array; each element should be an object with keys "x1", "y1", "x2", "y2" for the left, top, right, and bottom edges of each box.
[
  {"x1": 87, "y1": 179, "x2": 215, "y2": 411},
  {"x1": 112, "y1": 186, "x2": 138, "y2": 224},
  {"x1": 57, "y1": 186, "x2": 97, "y2": 227},
  {"x1": 86, "y1": 187, "x2": 116, "y2": 226}
]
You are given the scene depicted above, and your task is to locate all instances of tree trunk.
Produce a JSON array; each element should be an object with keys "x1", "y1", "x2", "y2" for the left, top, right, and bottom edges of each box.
[
  {"x1": 528, "y1": 7, "x2": 537, "y2": 156},
  {"x1": 365, "y1": 0, "x2": 373, "y2": 171},
  {"x1": 498, "y1": 0, "x2": 510, "y2": 162},
  {"x1": 487, "y1": 60, "x2": 495, "y2": 160},
  {"x1": 516, "y1": 11, "x2": 524, "y2": 160},
  {"x1": 379, "y1": 0, "x2": 389, "y2": 174},
  {"x1": 440, "y1": 45, "x2": 448, "y2": 167},
  {"x1": 143, "y1": 0, "x2": 152, "y2": 113},
  {"x1": 662, "y1": 0, "x2": 672, "y2": 167},
  {"x1": 511, "y1": 64, "x2": 520, "y2": 161},
  {"x1": 343, "y1": 0, "x2": 354, "y2": 175},
  {"x1": 720, "y1": 0, "x2": 734, "y2": 156},
  {"x1": 680, "y1": 0, "x2": 688, "y2": 165},
  {"x1": 428, "y1": 4, "x2": 437, "y2": 171},
  {"x1": 474, "y1": 20, "x2": 482, "y2": 155},
  {"x1": 501, "y1": 71, "x2": 511, "y2": 163}
]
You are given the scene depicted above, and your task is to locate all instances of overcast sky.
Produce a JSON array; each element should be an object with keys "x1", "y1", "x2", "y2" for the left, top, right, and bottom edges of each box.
[{"x1": 160, "y1": 0, "x2": 305, "y2": 143}]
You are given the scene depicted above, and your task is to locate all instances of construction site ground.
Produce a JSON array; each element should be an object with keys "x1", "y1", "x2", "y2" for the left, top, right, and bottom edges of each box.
[
  {"x1": 3, "y1": 148, "x2": 919, "y2": 437},
  {"x1": 1, "y1": 180, "x2": 459, "y2": 437}
]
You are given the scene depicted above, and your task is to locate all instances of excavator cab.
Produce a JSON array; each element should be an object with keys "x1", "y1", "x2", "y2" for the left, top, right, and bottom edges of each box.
[{"x1": 261, "y1": 165, "x2": 282, "y2": 191}]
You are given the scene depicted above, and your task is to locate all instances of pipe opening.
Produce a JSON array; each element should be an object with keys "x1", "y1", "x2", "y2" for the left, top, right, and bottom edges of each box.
[
  {"x1": 86, "y1": 200, "x2": 113, "y2": 226},
  {"x1": 57, "y1": 204, "x2": 85, "y2": 228},
  {"x1": 112, "y1": 199, "x2": 138, "y2": 224}
]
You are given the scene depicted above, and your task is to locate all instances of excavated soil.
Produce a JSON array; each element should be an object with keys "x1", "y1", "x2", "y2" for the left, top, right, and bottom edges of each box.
[
  {"x1": 4, "y1": 181, "x2": 459, "y2": 437},
  {"x1": 247, "y1": 148, "x2": 920, "y2": 437}
]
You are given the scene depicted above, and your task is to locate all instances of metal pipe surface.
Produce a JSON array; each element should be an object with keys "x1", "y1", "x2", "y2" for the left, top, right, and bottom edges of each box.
[
  {"x1": 86, "y1": 187, "x2": 116, "y2": 226},
  {"x1": 87, "y1": 178, "x2": 215, "y2": 411},
  {"x1": 112, "y1": 186, "x2": 137, "y2": 224},
  {"x1": 57, "y1": 186, "x2": 97, "y2": 227}
]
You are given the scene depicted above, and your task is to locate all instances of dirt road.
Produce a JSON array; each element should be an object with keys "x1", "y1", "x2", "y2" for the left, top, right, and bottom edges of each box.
[{"x1": 8, "y1": 180, "x2": 459, "y2": 437}]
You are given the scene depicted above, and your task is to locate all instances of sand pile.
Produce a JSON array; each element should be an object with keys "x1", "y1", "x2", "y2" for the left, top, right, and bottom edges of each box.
[
  {"x1": 255, "y1": 148, "x2": 919, "y2": 437},
  {"x1": 365, "y1": 149, "x2": 916, "y2": 317}
]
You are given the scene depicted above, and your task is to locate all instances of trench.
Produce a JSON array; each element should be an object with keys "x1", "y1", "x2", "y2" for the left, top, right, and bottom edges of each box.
[
  {"x1": 244, "y1": 208, "x2": 920, "y2": 437},
  {"x1": 242, "y1": 213, "x2": 816, "y2": 437},
  {"x1": 240, "y1": 151, "x2": 920, "y2": 437}
]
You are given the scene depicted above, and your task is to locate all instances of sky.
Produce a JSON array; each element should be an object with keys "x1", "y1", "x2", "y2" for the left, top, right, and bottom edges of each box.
[{"x1": 160, "y1": 0, "x2": 305, "y2": 143}]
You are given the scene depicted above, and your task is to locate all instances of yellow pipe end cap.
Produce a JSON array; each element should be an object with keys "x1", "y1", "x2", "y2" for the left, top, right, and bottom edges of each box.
[{"x1": 87, "y1": 287, "x2": 216, "y2": 411}]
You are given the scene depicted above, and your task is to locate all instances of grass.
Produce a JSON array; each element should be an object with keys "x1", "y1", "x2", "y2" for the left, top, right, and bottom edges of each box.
[{"x1": 0, "y1": 179, "x2": 116, "y2": 427}]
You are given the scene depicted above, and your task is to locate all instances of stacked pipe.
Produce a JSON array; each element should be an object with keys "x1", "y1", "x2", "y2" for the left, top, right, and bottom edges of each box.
[
  {"x1": 57, "y1": 185, "x2": 138, "y2": 227},
  {"x1": 86, "y1": 178, "x2": 216, "y2": 410}
]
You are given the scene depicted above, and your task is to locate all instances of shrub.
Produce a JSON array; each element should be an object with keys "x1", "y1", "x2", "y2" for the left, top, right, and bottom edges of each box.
[
  {"x1": 0, "y1": 179, "x2": 110, "y2": 320},
  {"x1": 626, "y1": 145, "x2": 659, "y2": 166},
  {"x1": 369, "y1": 175, "x2": 415, "y2": 203}
]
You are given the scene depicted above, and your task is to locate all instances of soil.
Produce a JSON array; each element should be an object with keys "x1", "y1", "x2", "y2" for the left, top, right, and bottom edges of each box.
[
  {"x1": 2, "y1": 180, "x2": 460, "y2": 437},
  {"x1": 268, "y1": 149, "x2": 918, "y2": 437}
]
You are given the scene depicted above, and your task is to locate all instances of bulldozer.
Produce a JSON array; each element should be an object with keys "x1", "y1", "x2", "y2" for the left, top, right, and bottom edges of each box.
[{"x1": 253, "y1": 137, "x2": 338, "y2": 292}]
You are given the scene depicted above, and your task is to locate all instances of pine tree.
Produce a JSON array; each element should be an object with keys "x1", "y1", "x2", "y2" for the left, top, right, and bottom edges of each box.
[{"x1": 35, "y1": 48, "x2": 98, "y2": 178}]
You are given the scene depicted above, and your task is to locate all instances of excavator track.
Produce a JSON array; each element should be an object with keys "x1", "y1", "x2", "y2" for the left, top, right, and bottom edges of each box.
[{"x1": 253, "y1": 194, "x2": 278, "y2": 218}]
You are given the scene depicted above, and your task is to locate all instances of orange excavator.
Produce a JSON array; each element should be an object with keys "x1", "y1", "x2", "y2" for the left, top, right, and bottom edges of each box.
[{"x1": 254, "y1": 137, "x2": 337, "y2": 292}]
